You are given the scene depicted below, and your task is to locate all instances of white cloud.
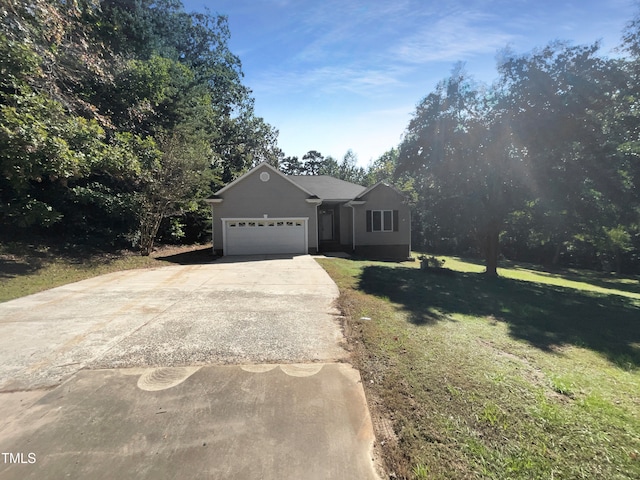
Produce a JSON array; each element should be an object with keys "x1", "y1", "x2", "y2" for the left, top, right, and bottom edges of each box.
[
  {"x1": 252, "y1": 64, "x2": 409, "y2": 97},
  {"x1": 393, "y1": 11, "x2": 517, "y2": 63}
]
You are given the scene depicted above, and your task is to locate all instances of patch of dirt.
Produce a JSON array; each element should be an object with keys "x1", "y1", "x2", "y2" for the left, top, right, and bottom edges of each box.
[
  {"x1": 370, "y1": 401, "x2": 399, "y2": 446},
  {"x1": 367, "y1": 393, "x2": 404, "y2": 480}
]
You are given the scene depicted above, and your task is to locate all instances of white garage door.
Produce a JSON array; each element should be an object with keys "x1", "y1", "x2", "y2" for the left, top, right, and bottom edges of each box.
[{"x1": 223, "y1": 218, "x2": 308, "y2": 255}]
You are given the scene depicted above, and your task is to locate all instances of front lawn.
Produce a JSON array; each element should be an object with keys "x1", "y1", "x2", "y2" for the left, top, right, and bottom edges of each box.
[{"x1": 317, "y1": 255, "x2": 640, "y2": 480}]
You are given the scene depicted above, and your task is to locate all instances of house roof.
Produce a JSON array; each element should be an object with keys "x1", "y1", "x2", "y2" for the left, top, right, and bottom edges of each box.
[
  {"x1": 355, "y1": 181, "x2": 409, "y2": 201},
  {"x1": 288, "y1": 175, "x2": 367, "y2": 201},
  {"x1": 207, "y1": 162, "x2": 369, "y2": 202},
  {"x1": 212, "y1": 162, "x2": 314, "y2": 197}
]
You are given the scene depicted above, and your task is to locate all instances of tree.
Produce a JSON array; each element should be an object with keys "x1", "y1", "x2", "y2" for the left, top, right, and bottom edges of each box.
[
  {"x1": 280, "y1": 156, "x2": 304, "y2": 175},
  {"x1": 366, "y1": 148, "x2": 398, "y2": 185},
  {"x1": 398, "y1": 66, "x2": 523, "y2": 275},
  {"x1": 399, "y1": 38, "x2": 638, "y2": 275},
  {"x1": 0, "y1": 35, "x2": 110, "y2": 229},
  {"x1": 335, "y1": 149, "x2": 366, "y2": 184},
  {"x1": 302, "y1": 150, "x2": 324, "y2": 175},
  {"x1": 498, "y1": 42, "x2": 631, "y2": 269},
  {"x1": 135, "y1": 132, "x2": 212, "y2": 255},
  {"x1": 317, "y1": 155, "x2": 340, "y2": 177}
]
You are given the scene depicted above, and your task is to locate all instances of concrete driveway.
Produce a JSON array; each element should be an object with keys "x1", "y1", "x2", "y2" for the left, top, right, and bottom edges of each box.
[
  {"x1": 0, "y1": 255, "x2": 380, "y2": 479},
  {"x1": 0, "y1": 254, "x2": 346, "y2": 391}
]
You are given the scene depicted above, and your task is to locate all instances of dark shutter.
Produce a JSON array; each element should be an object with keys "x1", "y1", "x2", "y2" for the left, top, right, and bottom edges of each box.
[
  {"x1": 366, "y1": 210, "x2": 372, "y2": 232},
  {"x1": 393, "y1": 210, "x2": 399, "y2": 232}
]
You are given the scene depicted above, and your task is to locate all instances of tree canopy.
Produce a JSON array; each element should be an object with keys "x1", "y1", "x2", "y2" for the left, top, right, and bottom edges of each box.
[
  {"x1": 397, "y1": 35, "x2": 640, "y2": 274},
  {"x1": 0, "y1": 0, "x2": 280, "y2": 252}
]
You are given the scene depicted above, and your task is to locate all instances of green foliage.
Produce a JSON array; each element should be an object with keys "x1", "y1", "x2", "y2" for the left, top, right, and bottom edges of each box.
[
  {"x1": 606, "y1": 226, "x2": 633, "y2": 253},
  {"x1": 0, "y1": 0, "x2": 280, "y2": 251},
  {"x1": 366, "y1": 148, "x2": 398, "y2": 185},
  {"x1": 135, "y1": 131, "x2": 212, "y2": 255},
  {"x1": 280, "y1": 155, "x2": 305, "y2": 175},
  {"x1": 398, "y1": 36, "x2": 640, "y2": 273},
  {"x1": 334, "y1": 149, "x2": 367, "y2": 184},
  {"x1": 302, "y1": 150, "x2": 325, "y2": 175},
  {"x1": 398, "y1": 65, "x2": 520, "y2": 275}
]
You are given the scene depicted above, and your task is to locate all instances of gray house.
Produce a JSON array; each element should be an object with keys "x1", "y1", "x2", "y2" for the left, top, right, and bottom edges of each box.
[{"x1": 205, "y1": 162, "x2": 411, "y2": 259}]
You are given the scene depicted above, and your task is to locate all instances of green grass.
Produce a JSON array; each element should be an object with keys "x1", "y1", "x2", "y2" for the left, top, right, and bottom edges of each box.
[
  {"x1": 0, "y1": 243, "x2": 212, "y2": 302},
  {"x1": 415, "y1": 253, "x2": 640, "y2": 300},
  {"x1": 318, "y1": 255, "x2": 640, "y2": 480}
]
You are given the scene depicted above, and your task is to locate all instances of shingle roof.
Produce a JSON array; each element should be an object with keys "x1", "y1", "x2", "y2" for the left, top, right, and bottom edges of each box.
[{"x1": 288, "y1": 175, "x2": 367, "y2": 201}]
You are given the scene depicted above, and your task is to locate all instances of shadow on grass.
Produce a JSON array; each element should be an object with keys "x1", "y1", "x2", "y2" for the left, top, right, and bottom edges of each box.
[
  {"x1": 0, "y1": 257, "x2": 44, "y2": 279},
  {"x1": 551, "y1": 269, "x2": 640, "y2": 296},
  {"x1": 0, "y1": 242, "x2": 130, "y2": 280},
  {"x1": 358, "y1": 265, "x2": 640, "y2": 368},
  {"x1": 0, "y1": 245, "x2": 50, "y2": 280},
  {"x1": 425, "y1": 252, "x2": 640, "y2": 296}
]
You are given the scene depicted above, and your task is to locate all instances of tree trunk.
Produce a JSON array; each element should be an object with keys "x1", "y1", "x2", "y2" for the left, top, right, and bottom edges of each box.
[
  {"x1": 138, "y1": 202, "x2": 168, "y2": 256},
  {"x1": 484, "y1": 221, "x2": 500, "y2": 276}
]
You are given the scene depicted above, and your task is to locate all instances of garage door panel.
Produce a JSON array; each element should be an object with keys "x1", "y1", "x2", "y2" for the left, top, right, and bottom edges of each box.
[{"x1": 224, "y1": 219, "x2": 307, "y2": 255}]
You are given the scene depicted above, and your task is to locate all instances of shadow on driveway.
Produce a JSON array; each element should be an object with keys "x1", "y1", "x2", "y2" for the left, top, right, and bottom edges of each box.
[
  {"x1": 156, "y1": 247, "x2": 303, "y2": 265},
  {"x1": 155, "y1": 246, "x2": 218, "y2": 265}
]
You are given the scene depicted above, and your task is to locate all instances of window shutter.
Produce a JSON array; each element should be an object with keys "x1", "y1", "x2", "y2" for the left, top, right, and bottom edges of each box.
[
  {"x1": 393, "y1": 210, "x2": 399, "y2": 232},
  {"x1": 366, "y1": 210, "x2": 372, "y2": 232}
]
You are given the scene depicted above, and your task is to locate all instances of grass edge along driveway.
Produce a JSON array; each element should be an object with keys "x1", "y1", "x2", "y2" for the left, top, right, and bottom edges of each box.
[
  {"x1": 0, "y1": 243, "x2": 210, "y2": 303},
  {"x1": 316, "y1": 255, "x2": 640, "y2": 480}
]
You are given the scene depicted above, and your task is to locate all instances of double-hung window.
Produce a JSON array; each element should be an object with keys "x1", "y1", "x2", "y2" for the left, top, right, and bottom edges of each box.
[{"x1": 366, "y1": 210, "x2": 398, "y2": 232}]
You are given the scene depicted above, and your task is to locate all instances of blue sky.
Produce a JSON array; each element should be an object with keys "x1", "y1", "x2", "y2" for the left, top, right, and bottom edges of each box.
[{"x1": 182, "y1": 0, "x2": 636, "y2": 167}]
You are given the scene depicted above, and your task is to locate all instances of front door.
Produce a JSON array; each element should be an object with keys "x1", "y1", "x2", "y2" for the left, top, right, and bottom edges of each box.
[{"x1": 319, "y1": 210, "x2": 334, "y2": 241}]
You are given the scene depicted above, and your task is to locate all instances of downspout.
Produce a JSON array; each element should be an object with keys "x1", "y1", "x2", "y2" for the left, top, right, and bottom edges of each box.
[
  {"x1": 350, "y1": 205, "x2": 356, "y2": 254},
  {"x1": 409, "y1": 206, "x2": 412, "y2": 257},
  {"x1": 211, "y1": 203, "x2": 216, "y2": 256},
  {"x1": 346, "y1": 200, "x2": 365, "y2": 255},
  {"x1": 205, "y1": 198, "x2": 223, "y2": 255},
  {"x1": 305, "y1": 197, "x2": 322, "y2": 254},
  {"x1": 316, "y1": 202, "x2": 321, "y2": 254}
]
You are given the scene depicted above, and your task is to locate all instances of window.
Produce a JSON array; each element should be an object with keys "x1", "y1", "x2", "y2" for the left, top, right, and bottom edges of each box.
[
  {"x1": 366, "y1": 210, "x2": 399, "y2": 232},
  {"x1": 372, "y1": 210, "x2": 392, "y2": 232}
]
